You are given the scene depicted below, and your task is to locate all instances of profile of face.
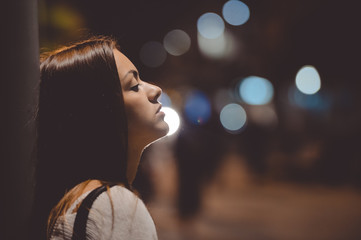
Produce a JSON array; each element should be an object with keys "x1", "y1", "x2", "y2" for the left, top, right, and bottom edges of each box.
[{"x1": 113, "y1": 49, "x2": 169, "y2": 150}]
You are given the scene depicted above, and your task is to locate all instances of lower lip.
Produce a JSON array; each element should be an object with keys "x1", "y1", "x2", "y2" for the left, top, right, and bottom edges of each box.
[{"x1": 157, "y1": 111, "x2": 165, "y2": 117}]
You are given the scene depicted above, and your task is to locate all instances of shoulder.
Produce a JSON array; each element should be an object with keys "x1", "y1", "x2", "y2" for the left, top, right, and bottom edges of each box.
[
  {"x1": 94, "y1": 185, "x2": 143, "y2": 208},
  {"x1": 92, "y1": 185, "x2": 151, "y2": 222},
  {"x1": 89, "y1": 185, "x2": 158, "y2": 239},
  {"x1": 52, "y1": 185, "x2": 158, "y2": 240}
]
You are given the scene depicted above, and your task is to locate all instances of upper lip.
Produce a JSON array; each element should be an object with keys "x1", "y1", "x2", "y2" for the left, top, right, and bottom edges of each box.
[{"x1": 156, "y1": 104, "x2": 162, "y2": 113}]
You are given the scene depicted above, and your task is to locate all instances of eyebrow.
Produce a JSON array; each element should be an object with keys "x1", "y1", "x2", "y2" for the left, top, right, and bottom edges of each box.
[
  {"x1": 120, "y1": 70, "x2": 139, "y2": 87},
  {"x1": 123, "y1": 70, "x2": 139, "y2": 80}
]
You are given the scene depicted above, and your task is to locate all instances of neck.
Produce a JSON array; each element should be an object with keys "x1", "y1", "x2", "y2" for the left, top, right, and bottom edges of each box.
[{"x1": 126, "y1": 145, "x2": 144, "y2": 184}]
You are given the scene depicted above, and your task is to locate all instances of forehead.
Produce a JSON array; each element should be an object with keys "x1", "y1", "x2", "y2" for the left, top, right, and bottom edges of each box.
[{"x1": 113, "y1": 49, "x2": 137, "y2": 80}]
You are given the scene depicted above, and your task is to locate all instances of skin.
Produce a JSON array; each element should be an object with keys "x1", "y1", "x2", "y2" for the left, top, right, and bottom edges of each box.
[
  {"x1": 113, "y1": 49, "x2": 169, "y2": 184},
  {"x1": 82, "y1": 49, "x2": 169, "y2": 193}
]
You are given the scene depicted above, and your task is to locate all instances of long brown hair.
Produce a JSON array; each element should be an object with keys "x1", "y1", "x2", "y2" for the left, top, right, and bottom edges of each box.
[{"x1": 30, "y1": 36, "x2": 130, "y2": 240}]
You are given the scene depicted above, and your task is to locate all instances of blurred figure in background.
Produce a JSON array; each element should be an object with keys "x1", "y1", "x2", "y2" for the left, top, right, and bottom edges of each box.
[{"x1": 175, "y1": 106, "x2": 226, "y2": 218}]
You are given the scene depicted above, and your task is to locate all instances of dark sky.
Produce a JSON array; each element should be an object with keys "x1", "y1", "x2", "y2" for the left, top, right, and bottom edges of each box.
[{"x1": 42, "y1": 0, "x2": 360, "y2": 87}]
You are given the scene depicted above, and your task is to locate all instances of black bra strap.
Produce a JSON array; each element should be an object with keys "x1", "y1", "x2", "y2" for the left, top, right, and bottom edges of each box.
[{"x1": 72, "y1": 184, "x2": 114, "y2": 240}]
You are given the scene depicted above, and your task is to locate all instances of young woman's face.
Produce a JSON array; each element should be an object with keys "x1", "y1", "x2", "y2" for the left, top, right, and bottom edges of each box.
[{"x1": 113, "y1": 49, "x2": 169, "y2": 148}]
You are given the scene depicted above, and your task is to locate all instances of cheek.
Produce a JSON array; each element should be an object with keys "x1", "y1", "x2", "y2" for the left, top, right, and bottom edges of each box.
[
  {"x1": 124, "y1": 101, "x2": 149, "y2": 127},
  {"x1": 123, "y1": 96, "x2": 140, "y2": 120},
  {"x1": 125, "y1": 105, "x2": 139, "y2": 124},
  {"x1": 123, "y1": 94, "x2": 158, "y2": 134}
]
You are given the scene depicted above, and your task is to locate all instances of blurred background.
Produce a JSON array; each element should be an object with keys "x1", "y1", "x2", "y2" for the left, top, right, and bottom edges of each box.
[{"x1": 38, "y1": 0, "x2": 361, "y2": 239}]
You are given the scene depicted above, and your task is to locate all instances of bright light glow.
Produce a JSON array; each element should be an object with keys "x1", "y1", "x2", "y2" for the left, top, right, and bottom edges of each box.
[
  {"x1": 140, "y1": 41, "x2": 167, "y2": 68},
  {"x1": 159, "y1": 92, "x2": 172, "y2": 107},
  {"x1": 163, "y1": 29, "x2": 191, "y2": 56},
  {"x1": 220, "y1": 103, "x2": 247, "y2": 133},
  {"x1": 222, "y1": 0, "x2": 250, "y2": 26},
  {"x1": 197, "y1": 30, "x2": 237, "y2": 59},
  {"x1": 184, "y1": 90, "x2": 211, "y2": 125},
  {"x1": 197, "y1": 12, "x2": 225, "y2": 39},
  {"x1": 162, "y1": 107, "x2": 180, "y2": 136},
  {"x1": 295, "y1": 65, "x2": 321, "y2": 94},
  {"x1": 239, "y1": 76, "x2": 274, "y2": 105}
]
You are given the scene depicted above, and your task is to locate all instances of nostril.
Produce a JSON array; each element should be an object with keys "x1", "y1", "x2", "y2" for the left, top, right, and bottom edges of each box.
[
  {"x1": 151, "y1": 92, "x2": 161, "y2": 103},
  {"x1": 155, "y1": 91, "x2": 161, "y2": 102},
  {"x1": 147, "y1": 82, "x2": 162, "y2": 103}
]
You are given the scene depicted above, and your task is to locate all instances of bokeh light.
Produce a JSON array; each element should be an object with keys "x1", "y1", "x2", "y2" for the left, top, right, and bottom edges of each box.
[
  {"x1": 159, "y1": 92, "x2": 172, "y2": 107},
  {"x1": 49, "y1": 4, "x2": 84, "y2": 30},
  {"x1": 197, "y1": 12, "x2": 225, "y2": 39},
  {"x1": 214, "y1": 88, "x2": 235, "y2": 113},
  {"x1": 248, "y1": 105, "x2": 278, "y2": 127},
  {"x1": 239, "y1": 76, "x2": 274, "y2": 105},
  {"x1": 163, "y1": 89, "x2": 183, "y2": 109},
  {"x1": 184, "y1": 90, "x2": 211, "y2": 125},
  {"x1": 295, "y1": 65, "x2": 321, "y2": 94},
  {"x1": 163, "y1": 29, "x2": 191, "y2": 56},
  {"x1": 162, "y1": 107, "x2": 181, "y2": 136},
  {"x1": 139, "y1": 41, "x2": 167, "y2": 68},
  {"x1": 288, "y1": 86, "x2": 330, "y2": 111},
  {"x1": 220, "y1": 103, "x2": 247, "y2": 133},
  {"x1": 222, "y1": 0, "x2": 250, "y2": 26},
  {"x1": 197, "y1": 30, "x2": 237, "y2": 59}
]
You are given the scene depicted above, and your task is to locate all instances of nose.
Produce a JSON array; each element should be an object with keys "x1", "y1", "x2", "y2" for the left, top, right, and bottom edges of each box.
[{"x1": 147, "y1": 82, "x2": 162, "y2": 103}]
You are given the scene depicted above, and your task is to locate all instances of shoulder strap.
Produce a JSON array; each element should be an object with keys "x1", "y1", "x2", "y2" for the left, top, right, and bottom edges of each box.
[{"x1": 72, "y1": 184, "x2": 113, "y2": 240}]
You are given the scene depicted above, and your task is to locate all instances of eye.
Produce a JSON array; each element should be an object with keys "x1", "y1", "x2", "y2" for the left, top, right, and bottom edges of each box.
[
  {"x1": 133, "y1": 71, "x2": 139, "y2": 79},
  {"x1": 130, "y1": 84, "x2": 140, "y2": 92}
]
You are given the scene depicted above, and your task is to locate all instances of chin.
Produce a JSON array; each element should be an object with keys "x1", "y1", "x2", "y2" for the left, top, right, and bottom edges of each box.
[
  {"x1": 139, "y1": 120, "x2": 170, "y2": 148},
  {"x1": 160, "y1": 121, "x2": 170, "y2": 136},
  {"x1": 156, "y1": 125, "x2": 169, "y2": 139},
  {"x1": 149, "y1": 123, "x2": 169, "y2": 144}
]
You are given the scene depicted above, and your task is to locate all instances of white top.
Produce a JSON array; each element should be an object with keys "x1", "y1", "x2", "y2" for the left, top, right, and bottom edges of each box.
[{"x1": 51, "y1": 186, "x2": 158, "y2": 240}]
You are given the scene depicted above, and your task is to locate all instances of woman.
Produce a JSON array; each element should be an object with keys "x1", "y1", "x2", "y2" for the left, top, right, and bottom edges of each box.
[{"x1": 30, "y1": 36, "x2": 169, "y2": 240}]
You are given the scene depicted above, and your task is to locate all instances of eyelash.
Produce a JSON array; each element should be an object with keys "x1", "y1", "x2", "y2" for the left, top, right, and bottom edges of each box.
[{"x1": 130, "y1": 84, "x2": 140, "y2": 92}]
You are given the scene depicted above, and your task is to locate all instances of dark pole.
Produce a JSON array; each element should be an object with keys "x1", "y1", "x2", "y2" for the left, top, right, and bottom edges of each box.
[{"x1": 0, "y1": 0, "x2": 39, "y2": 240}]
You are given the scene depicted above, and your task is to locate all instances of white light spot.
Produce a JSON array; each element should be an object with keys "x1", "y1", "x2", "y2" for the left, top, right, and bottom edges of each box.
[
  {"x1": 222, "y1": 0, "x2": 250, "y2": 26},
  {"x1": 220, "y1": 103, "x2": 247, "y2": 133},
  {"x1": 197, "y1": 12, "x2": 225, "y2": 39},
  {"x1": 162, "y1": 107, "x2": 180, "y2": 136},
  {"x1": 197, "y1": 30, "x2": 237, "y2": 59},
  {"x1": 295, "y1": 65, "x2": 321, "y2": 94},
  {"x1": 140, "y1": 41, "x2": 167, "y2": 68},
  {"x1": 163, "y1": 29, "x2": 191, "y2": 56}
]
